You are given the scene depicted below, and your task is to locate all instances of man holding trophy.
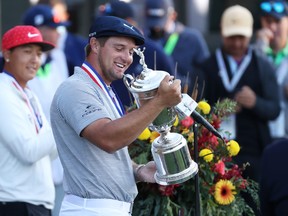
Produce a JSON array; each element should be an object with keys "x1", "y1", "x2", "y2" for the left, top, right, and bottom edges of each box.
[{"x1": 50, "y1": 16, "x2": 184, "y2": 216}]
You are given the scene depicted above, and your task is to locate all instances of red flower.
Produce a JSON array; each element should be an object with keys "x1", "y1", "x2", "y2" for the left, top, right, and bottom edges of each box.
[
  {"x1": 158, "y1": 184, "x2": 180, "y2": 197},
  {"x1": 198, "y1": 130, "x2": 218, "y2": 149},
  {"x1": 239, "y1": 179, "x2": 248, "y2": 189},
  {"x1": 222, "y1": 157, "x2": 232, "y2": 163},
  {"x1": 209, "y1": 135, "x2": 219, "y2": 147},
  {"x1": 213, "y1": 160, "x2": 225, "y2": 175},
  {"x1": 211, "y1": 113, "x2": 221, "y2": 129},
  {"x1": 180, "y1": 116, "x2": 194, "y2": 128},
  {"x1": 223, "y1": 164, "x2": 243, "y2": 180}
]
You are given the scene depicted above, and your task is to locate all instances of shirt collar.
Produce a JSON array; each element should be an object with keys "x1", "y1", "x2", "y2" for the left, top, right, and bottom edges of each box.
[{"x1": 265, "y1": 41, "x2": 288, "y2": 65}]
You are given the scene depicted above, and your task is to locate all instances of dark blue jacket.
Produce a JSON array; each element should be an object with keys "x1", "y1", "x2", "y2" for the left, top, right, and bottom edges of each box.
[
  {"x1": 147, "y1": 21, "x2": 210, "y2": 97},
  {"x1": 64, "y1": 32, "x2": 87, "y2": 76},
  {"x1": 260, "y1": 138, "x2": 288, "y2": 216},
  {"x1": 200, "y1": 47, "x2": 280, "y2": 156}
]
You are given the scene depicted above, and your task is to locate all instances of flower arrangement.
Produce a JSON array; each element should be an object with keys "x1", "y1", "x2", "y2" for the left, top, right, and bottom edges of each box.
[{"x1": 129, "y1": 98, "x2": 259, "y2": 216}]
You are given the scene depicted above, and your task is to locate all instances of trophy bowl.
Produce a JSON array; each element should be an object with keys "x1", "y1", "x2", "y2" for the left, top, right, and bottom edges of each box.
[
  {"x1": 152, "y1": 131, "x2": 198, "y2": 185},
  {"x1": 124, "y1": 48, "x2": 198, "y2": 185}
]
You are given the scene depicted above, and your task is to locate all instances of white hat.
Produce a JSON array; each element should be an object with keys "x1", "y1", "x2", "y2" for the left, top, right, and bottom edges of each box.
[{"x1": 221, "y1": 5, "x2": 253, "y2": 37}]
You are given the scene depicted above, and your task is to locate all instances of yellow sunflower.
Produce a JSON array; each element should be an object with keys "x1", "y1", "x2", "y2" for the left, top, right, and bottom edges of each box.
[{"x1": 214, "y1": 179, "x2": 236, "y2": 205}]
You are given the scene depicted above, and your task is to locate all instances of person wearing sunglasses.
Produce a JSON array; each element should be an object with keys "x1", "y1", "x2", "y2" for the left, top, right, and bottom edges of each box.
[{"x1": 255, "y1": 0, "x2": 288, "y2": 142}]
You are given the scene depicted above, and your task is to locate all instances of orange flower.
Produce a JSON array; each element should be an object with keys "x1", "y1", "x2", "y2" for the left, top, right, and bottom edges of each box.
[
  {"x1": 214, "y1": 179, "x2": 236, "y2": 205},
  {"x1": 150, "y1": 131, "x2": 160, "y2": 143}
]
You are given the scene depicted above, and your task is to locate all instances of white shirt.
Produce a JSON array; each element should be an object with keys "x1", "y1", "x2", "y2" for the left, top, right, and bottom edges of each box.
[{"x1": 0, "y1": 73, "x2": 57, "y2": 209}]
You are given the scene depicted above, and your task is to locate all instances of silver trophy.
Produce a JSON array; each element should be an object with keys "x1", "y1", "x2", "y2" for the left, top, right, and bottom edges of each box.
[{"x1": 124, "y1": 48, "x2": 198, "y2": 185}]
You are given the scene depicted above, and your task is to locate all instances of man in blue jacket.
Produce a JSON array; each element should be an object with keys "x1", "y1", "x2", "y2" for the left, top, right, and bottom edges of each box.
[
  {"x1": 145, "y1": 0, "x2": 210, "y2": 98},
  {"x1": 97, "y1": 1, "x2": 175, "y2": 108},
  {"x1": 200, "y1": 6, "x2": 280, "y2": 215}
]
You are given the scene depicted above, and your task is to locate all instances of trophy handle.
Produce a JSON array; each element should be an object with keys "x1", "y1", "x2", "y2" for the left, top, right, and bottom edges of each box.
[{"x1": 123, "y1": 74, "x2": 134, "y2": 90}]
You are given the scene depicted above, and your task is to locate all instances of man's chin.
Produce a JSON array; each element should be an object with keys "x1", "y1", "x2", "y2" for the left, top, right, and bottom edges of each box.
[{"x1": 119, "y1": 73, "x2": 125, "y2": 79}]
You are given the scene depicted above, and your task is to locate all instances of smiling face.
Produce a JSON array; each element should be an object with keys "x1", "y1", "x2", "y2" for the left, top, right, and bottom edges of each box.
[
  {"x1": 3, "y1": 44, "x2": 42, "y2": 88},
  {"x1": 89, "y1": 36, "x2": 136, "y2": 84}
]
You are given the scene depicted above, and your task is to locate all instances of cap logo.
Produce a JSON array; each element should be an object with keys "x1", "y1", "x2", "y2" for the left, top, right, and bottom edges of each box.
[
  {"x1": 34, "y1": 14, "x2": 45, "y2": 26},
  {"x1": 147, "y1": 8, "x2": 165, "y2": 17},
  {"x1": 231, "y1": 18, "x2": 237, "y2": 24},
  {"x1": 28, "y1": 32, "x2": 39, "y2": 38},
  {"x1": 89, "y1": 32, "x2": 97, "y2": 37},
  {"x1": 123, "y1": 23, "x2": 135, "y2": 32}
]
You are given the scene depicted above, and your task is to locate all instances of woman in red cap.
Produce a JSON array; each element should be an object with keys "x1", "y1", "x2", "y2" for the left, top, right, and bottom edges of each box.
[{"x1": 0, "y1": 25, "x2": 57, "y2": 216}]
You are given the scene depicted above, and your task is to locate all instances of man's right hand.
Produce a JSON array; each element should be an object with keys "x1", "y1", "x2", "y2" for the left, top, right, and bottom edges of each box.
[
  {"x1": 256, "y1": 28, "x2": 273, "y2": 46},
  {"x1": 156, "y1": 75, "x2": 182, "y2": 108}
]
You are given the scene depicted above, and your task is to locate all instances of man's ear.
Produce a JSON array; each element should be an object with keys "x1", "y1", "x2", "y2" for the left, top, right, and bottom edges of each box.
[
  {"x1": 90, "y1": 37, "x2": 99, "y2": 53},
  {"x1": 2, "y1": 50, "x2": 11, "y2": 62}
]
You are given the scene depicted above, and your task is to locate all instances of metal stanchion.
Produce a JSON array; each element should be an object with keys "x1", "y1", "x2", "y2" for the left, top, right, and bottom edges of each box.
[{"x1": 193, "y1": 123, "x2": 200, "y2": 216}]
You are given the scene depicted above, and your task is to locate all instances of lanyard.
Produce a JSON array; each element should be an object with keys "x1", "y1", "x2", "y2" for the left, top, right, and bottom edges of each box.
[
  {"x1": 81, "y1": 62, "x2": 125, "y2": 117},
  {"x1": 164, "y1": 33, "x2": 179, "y2": 55},
  {"x1": 3, "y1": 71, "x2": 42, "y2": 133},
  {"x1": 216, "y1": 48, "x2": 252, "y2": 92}
]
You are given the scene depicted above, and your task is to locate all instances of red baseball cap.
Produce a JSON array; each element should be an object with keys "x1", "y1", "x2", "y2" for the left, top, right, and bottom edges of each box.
[{"x1": 2, "y1": 25, "x2": 55, "y2": 52}]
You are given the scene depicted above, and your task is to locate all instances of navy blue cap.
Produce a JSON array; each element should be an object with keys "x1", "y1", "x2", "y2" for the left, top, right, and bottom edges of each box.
[
  {"x1": 98, "y1": 1, "x2": 135, "y2": 19},
  {"x1": 145, "y1": 0, "x2": 174, "y2": 28},
  {"x1": 260, "y1": 0, "x2": 288, "y2": 19},
  {"x1": 22, "y1": 4, "x2": 70, "y2": 28},
  {"x1": 89, "y1": 16, "x2": 144, "y2": 45}
]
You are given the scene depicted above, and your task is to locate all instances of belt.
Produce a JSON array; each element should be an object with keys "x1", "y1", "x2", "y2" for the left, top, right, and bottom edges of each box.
[{"x1": 64, "y1": 194, "x2": 133, "y2": 214}]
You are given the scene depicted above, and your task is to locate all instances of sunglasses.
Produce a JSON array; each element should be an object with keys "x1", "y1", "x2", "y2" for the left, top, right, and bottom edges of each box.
[{"x1": 260, "y1": 2, "x2": 286, "y2": 14}]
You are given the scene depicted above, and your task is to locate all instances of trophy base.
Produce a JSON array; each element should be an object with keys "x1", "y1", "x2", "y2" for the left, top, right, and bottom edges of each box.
[{"x1": 154, "y1": 160, "x2": 198, "y2": 185}]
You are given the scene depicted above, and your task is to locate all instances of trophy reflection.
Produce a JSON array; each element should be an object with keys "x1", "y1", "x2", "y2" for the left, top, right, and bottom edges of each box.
[{"x1": 124, "y1": 48, "x2": 198, "y2": 185}]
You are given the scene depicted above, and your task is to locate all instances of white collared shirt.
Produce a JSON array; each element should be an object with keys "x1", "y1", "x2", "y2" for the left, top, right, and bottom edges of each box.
[{"x1": 0, "y1": 73, "x2": 57, "y2": 208}]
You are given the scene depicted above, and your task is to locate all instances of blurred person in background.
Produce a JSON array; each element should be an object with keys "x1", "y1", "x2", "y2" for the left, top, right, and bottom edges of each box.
[
  {"x1": 255, "y1": 0, "x2": 288, "y2": 140},
  {"x1": 144, "y1": 0, "x2": 210, "y2": 99},
  {"x1": 51, "y1": 0, "x2": 87, "y2": 76},
  {"x1": 200, "y1": 5, "x2": 280, "y2": 215},
  {"x1": 200, "y1": 5, "x2": 280, "y2": 210},
  {"x1": 97, "y1": 0, "x2": 175, "y2": 108},
  {"x1": 0, "y1": 25, "x2": 57, "y2": 216},
  {"x1": 260, "y1": 138, "x2": 288, "y2": 216},
  {"x1": 201, "y1": 4, "x2": 280, "y2": 182}
]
